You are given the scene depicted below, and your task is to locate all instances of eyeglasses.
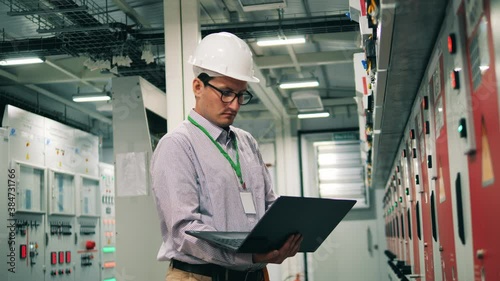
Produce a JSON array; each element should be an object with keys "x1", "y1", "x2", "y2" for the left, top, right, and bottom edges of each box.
[{"x1": 205, "y1": 82, "x2": 253, "y2": 105}]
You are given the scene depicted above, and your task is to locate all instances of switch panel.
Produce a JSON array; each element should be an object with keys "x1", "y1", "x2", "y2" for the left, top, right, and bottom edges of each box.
[
  {"x1": 99, "y1": 163, "x2": 117, "y2": 281},
  {"x1": 0, "y1": 107, "x2": 106, "y2": 281}
]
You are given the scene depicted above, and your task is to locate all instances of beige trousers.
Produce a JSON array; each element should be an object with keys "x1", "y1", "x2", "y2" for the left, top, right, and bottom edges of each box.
[{"x1": 166, "y1": 264, "x2": 212, "y2": 281}]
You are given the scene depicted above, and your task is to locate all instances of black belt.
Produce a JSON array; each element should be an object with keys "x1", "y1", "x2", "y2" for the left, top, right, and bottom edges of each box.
[{"x1": 171, "y1": 259, "x2": 263, "y2": 281}]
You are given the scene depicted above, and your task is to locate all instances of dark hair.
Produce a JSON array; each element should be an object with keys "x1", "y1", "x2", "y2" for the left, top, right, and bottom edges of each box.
[{"x1": 197, "y1": 73, "x2": 213, "y2": 85}]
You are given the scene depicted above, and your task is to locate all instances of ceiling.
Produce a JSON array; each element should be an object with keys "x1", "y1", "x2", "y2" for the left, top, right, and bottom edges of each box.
[
  {"x1": 0, "y1": 0, "x2": 362, "y2": 143},
  {"x1": 370, "y1": 0, "x2": 449, "y2": 187},
  {"x1": 0, "y1": 0, "x2": 449, "y2": 188}
]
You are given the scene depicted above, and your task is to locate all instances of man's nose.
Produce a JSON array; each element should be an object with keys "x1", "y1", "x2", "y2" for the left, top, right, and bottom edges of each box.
[{"x1": 227, "y1": 97, "x2": 241, "y2": 110}]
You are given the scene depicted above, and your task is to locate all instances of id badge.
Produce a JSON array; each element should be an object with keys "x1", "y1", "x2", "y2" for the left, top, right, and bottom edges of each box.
[{"x1": 239, "y1": 192, "x2": 257, "y2": 214}]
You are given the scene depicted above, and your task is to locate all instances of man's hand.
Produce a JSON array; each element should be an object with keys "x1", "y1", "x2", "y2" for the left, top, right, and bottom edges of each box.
[{"x1": 252, "y1": 234, "x2": 303, "y2": 264}]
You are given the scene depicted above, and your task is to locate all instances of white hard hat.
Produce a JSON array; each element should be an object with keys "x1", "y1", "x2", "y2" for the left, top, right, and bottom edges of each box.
[{"x1": 188, "y1": 32, "x2": 260, "y2": 83}]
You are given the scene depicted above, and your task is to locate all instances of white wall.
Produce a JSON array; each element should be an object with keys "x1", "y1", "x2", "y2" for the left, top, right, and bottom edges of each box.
[{"x1": 298, "y1": 131, "x2": 385, "y2": 281}]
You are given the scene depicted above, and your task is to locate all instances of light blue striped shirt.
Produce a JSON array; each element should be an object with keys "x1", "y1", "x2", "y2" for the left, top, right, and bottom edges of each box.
[{"x1": 151, "y1": 109, "x2": 276, "y2": 270}]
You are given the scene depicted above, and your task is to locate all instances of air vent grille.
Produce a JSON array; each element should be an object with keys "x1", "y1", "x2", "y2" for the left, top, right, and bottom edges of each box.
[
  {"x1": 291, "y1": 91, "x2": 324, "y2": 112},
  {"x1": 238, "y1": 0, "x2": 286, "y2": 12}
]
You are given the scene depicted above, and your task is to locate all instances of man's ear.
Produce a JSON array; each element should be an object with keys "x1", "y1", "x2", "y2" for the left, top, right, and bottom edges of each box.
[{"x1": 193, "y1": 78, "x2": 203, "y2": 98}]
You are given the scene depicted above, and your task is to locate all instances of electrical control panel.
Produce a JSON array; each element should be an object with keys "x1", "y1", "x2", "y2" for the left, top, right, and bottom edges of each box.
[
  {"x1": 99, "y1": 163, "x2": 116, "y2": 281},
  {"x1": 75, "y1": 175, "x2": 101, "y2": 281},
  {"x1": 1, "y1": 106, "x2": 115, "y2": 281},
  {"x1": 46, "y1": 170, "x2": 76, "y2": 281},
  {"x1": 381, "y1": 0, "x2": 500, "y2": 280}
]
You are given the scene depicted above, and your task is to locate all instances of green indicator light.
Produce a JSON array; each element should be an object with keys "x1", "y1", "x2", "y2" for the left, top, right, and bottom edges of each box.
[
  {"x1": 103, "y1": 247, "x2": 116, "y2": 253},
  {"x1": 399, "y1": 196, "x2": 403, "y2": 203},
  {"x1": 394, "y1": 202, "x2": 398, "y2": 207},
  {"x1": 406, "y1": 188, "x2": 409, "y2": 195},
  {"x1": 104, "y1": 278, "x2": 116, "y2": 281},
  {"x1": 458, "y1": 124, "x2": 463, "y2": 133}
]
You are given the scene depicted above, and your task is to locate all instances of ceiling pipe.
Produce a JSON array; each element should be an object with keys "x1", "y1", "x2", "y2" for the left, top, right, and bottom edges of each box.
[
  {"x1": 131, "y1": 14, "x2": 358, "y2": 41},
  {"x1": 7, "y1": 6, "x2": 89, "y2": 16},
  {"x1": 285, "y1": 45, "x2": 303, "y2": 77},
  {"x1": 0, "y1": 15, "x2": 358, "y2": 57},
  {"x1": 111, "y1": 0, "x2": 151, "y2": 28}
]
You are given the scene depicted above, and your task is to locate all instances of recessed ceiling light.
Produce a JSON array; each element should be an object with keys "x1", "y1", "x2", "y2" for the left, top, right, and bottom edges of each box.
[
  {"x1": 256, "y1": 36, "x2": 306, "y2": 47},
  {"x1": 298, "y1": 112, "x2": 330, "y2": 119},
  {"x1": 279, "y1": 78, "x2": 319, "y2": 89},
  {"x1": 73, "y1": 93, "x2": 111, "y2": 102},
  {"x1": 0, "y1": 57, "x2": 44, "y2": 66}
]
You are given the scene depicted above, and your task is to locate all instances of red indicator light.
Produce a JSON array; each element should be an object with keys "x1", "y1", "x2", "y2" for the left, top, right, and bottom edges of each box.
[
  {"x1": 402, "y1": 149, "x2": 407, "y2": 158},
  {"x1": 422, "y1": 96, "x2": 429, "y2": 110},
  {"x1": 448, "y1": 34, "x2": 456, "y2": 54},
  {"x1": 103, "y1": 261, "x2": 116, "y2": 268},
  {"x1": 410, "y1": 129, "x2": 415, "y2": 139},
  {"x1": 51, "y1": 252, "x2": 57, "y2": 265},
  {"x1": 451, "y1": 71, "x2": 460, "y2": 89},
  {"x1": 396, "y1": 166, "x2": 400, "y2": 172},
  {"x1": 59, "y1": 251, "x2": 64, "y2": 264},
  {"x1": 20, "y1": 245, "x2": 27, "y2": 259},
  {"x1": 66, "y1": 251, "x2": 71, "y2": 263},
  {"x1": 86, "y1": 240, "x2": 96, "y2": 250}
]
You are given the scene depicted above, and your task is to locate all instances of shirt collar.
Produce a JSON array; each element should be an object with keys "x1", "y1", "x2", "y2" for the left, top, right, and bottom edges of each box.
[{"x1": 188, "y1": 109, "x2": 234, "y2": 144}]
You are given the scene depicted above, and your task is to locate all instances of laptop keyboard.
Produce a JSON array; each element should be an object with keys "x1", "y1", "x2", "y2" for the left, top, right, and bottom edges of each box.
[{"x1": 213, "y1": 237, "x2": 245, "y2": 248}]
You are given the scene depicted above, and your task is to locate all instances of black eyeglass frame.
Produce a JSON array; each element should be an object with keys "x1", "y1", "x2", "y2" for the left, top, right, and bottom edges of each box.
[{"x1": 197, "y1": 73, "x2": 253, "y2": 105}]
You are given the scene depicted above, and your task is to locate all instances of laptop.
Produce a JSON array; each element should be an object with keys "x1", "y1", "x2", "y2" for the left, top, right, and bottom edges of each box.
[{"x1": 186, "y1": 196, "x2": 356, "y2": 253}]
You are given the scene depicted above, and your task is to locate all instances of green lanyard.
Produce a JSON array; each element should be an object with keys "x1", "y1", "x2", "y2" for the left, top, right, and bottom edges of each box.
[{"x1": 188, "y1": 116, "x2": 244, "y2": 186}]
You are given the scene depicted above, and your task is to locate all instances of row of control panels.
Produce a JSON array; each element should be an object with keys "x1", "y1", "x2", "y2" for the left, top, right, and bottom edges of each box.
[{"x1": 0, "y1": 163, "x2": 116, "y2": 281}]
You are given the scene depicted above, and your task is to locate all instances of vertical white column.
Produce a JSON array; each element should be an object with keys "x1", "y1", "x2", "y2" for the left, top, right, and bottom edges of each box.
[
  {"x1": 164, "y1": 0, "x2": 200, "y2": 129},
  {"x1": 274, "y1": 116, "x2": 305, "y2": 280}
]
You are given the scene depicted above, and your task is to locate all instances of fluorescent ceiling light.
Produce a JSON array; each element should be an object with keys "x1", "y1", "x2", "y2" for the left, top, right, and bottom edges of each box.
[
  {"x1": 257, "y1": 36, "x2": 306, "y2": 47},
  {"x1": 0, "y1": 57, "x2": 44, "y2": 66},
  {"x1": 298, "y1": 112, "x2": 330, "y2": 119},
  {"x1": 279, "y1": 78, "x2": 319, "y2": 89},
  {"x1": 73, "y1": 94, "x2": 111, "y2": 102}
]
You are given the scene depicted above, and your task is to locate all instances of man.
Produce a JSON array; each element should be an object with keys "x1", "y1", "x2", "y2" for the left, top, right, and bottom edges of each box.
[{"x1": 151, "y1": 32, "x2": 302, "y2": 281}]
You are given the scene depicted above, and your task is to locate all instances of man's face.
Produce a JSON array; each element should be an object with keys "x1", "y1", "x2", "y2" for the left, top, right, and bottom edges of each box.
[{"x1": 193, "y1": 75, "x2": 247, "y2": 128}]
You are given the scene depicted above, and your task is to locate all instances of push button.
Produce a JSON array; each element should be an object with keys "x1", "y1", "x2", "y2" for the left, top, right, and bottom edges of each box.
[{"x1": 86, "y1": 240, "x2": 96, "y2": 250}]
